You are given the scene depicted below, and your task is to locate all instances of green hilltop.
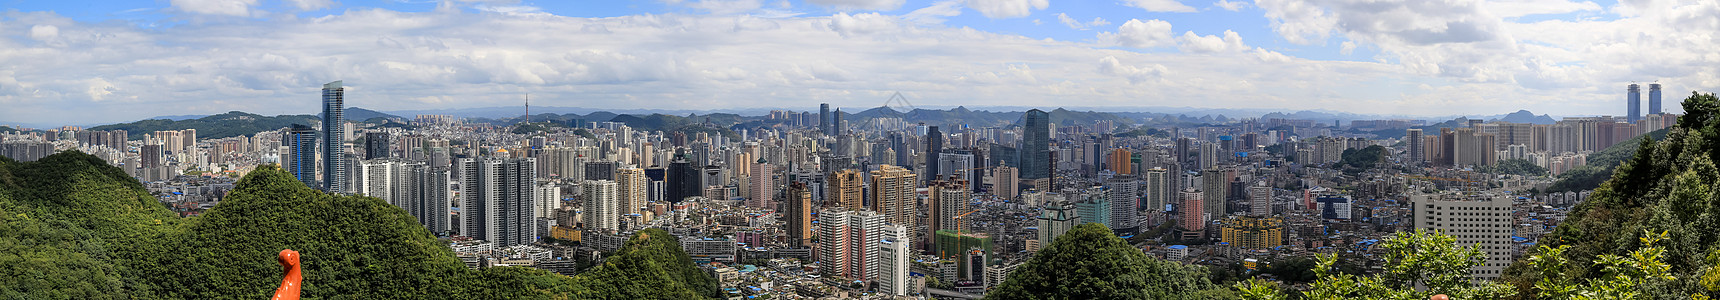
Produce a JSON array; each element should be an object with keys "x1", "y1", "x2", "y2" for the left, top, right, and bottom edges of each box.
[{"x1": 0, "y1": 151, "x2": 718, "y2": 299}]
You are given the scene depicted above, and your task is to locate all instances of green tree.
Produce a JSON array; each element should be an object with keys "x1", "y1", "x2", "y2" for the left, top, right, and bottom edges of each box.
[
  {"x1": 986, "y1": 223, "x2": 1230, "y2": 300},
  {"x1": 1529, "y1": 231, "x2": 1676, "y2": 300},
  {"x1": 1238, "y1": 230, "x2": 1514, "y2": 300}
]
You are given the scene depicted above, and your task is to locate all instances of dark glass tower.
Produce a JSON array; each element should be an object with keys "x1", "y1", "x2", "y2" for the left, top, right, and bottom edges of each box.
[
  {"x1": 323, "y1": 81, "x2": 347, "y2": 193},
  {"x1": 364, "y1": 132, "x2": 390, "y2": 160},
  {"x1": 287, "y1": 124, "x2": 318, "y2": 188},
  {"x1": 1021, "y1": 109, "x2": 1051, "y2": 180},
  {"x1": 820, "y1": 103, "x2": 831, "y2": 136},
  {"x1": 925, "y1": 125, "x2": 942, "y2": 183},
  {"x1": 667, "y1": 148, "x2": 701, "y2": 203},
  {"x1": 1627, "y1": 83, "x2": 1641, "y2": 123},
  {"x1": 1650, "y1": 83, "x2": 1663, "y2": 115}
]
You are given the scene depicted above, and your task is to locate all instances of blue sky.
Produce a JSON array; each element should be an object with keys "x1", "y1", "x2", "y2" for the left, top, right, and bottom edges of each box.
[{"x1": 0, "y1": 0, "x2": 1714, "y2": 126}]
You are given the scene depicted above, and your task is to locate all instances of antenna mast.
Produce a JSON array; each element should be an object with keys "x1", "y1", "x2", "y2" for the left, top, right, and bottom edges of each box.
[{"x1": 524, "y1": 93, "x2": 530, "y2": 124}]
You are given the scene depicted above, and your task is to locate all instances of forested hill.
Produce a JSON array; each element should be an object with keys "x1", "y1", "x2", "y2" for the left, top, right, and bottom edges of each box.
[
  {"x1": 1504, "y1": 92, "x2": 1720, "y2": 298},
  {"x1": 0, "y1": 151, "x2": 719, "y2": 299},
  {"x1": 88, "y1": 107, "x2": 401, "y2": 140}
]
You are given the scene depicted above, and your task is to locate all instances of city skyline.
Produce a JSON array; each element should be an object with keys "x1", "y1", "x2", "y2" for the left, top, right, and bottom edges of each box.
[{"x1": 3, "y1": 0, "x2": 1716, "y2": 126}]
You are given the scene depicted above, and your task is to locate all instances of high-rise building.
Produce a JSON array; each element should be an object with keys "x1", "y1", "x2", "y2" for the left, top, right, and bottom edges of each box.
[
  {"x1": 926, "y1": 126, "x2": 943, "y2": 184},
  {"x1": 817, "y1": 209, "x2": 886, "y2": 281},
  {"x1": 322, "y1": 81, "x2": 347, "y2": 194},
  {"x1": 876, "y1": 225, "x2": 912, "y2": 296},
  {"x1": 405, "y1": 163, "x2": 451, "y2": 234},
  {"x1": 827, "y1": 169, "x2": 865, "y2": 211},
  {"x1": 1201, "y1": 168, "x2": 1228, "y2": 221},
  {"x1": 615, "y1": 167, "x2": 648, "y2": 219},
  {"x1": 1413, "y1": 192, "x2": 1514, "y2": 281},
  {"x1": 364, "y1": 132, "x2": 390, "y2": 160},
  {"x1": 820, "y1": 103, "x2": 831, "y2": 135},
  {"x1": 749, "y1": 158, "x2": 774, "y2": 209},
  {"x1": 1248, "y1": 183, "x2": 1272, "y2": 217},
  {"x1": 1406, "y1": 129, "x2": 1425, "y2": 165},
  {"x1": 929, "y1": 178, "x2": 970, "y2": 246},
  {"x1": 584, "y1": 161, "x2": 617, "y2": 181},
  {"x1": 1141, "y1": 168, "x2": 1171, "y2": 213},
  {"x1": 1108, "y1": 148, "x2": 1132, "y2": 175},
  {"x1": 667, "y1": 148, "x2": 700, "y2": 203},
  {"x1": 460, "y1": 157, "x2": 537, "y2": 247},
  {"x1": 870, "y1": 165, "x2": 918, "y2": 229},
  {"x1": 1180, "y1": 189, "x2": 1205, "y2": 232},
  {"x1": 1021, "y1": 109, "x2": 1051, "y2": 180},
  {"x1": 1650, "y1": 83, "x2": 1663, "y2": 115},
  {"x1": 991, "y1": 165, "x2": 1019, "y2": 200},
  {"x1": 1628, "y1": 83, "x2": 1642, "y2": 123},
  {"x1": 1106, "y1": 177, "x2": 1139, "y2": 235},
  {"x1": 936, "y1": 152, "x2": 976, "y2": 188},
  {"x1": 1036, "y1": 200, "x2": 1079, "y2": 247},
  {"x1": 582, "y1": 180, "x2": 620, "y2": 232},
  {"x1": 785, "y1": 182, "x2": 814, "y2": 247},
  {"x1": 287, "y1": 124, "x2": 318, "y2": 188}
]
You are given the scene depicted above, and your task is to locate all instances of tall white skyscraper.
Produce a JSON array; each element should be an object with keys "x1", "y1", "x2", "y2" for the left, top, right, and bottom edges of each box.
[
  {"x1": 582, "y1": 180, "x2": 619, "y2": 232},
  {"x1": 1248, "y1": 183, "x2": 1271, "y2": 217},
  {"x1": 405, "y1": 163, "x2": 451, "y2": 234},
  {"x1": 460, "y1": 157, "x2": 537, "y2": 247},
  {"x1": 876, "y1": 224, "x2": 912, "y2": 296}
]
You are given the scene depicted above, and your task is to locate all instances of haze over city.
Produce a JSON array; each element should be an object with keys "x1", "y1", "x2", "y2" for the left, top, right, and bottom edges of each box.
[{"x1": 4, "y1": 0, "x2": 1716, "y2": 126}]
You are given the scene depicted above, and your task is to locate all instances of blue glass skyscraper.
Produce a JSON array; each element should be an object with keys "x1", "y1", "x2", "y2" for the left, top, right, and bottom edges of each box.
[
  {"x1": 323, "y1": 81, "x2": 347, "y2": 193},
  {"x1": 287, "y1": 124, "x2": 317, "y2": 188},
  {"x1": 1650, "y1": 83, "x2": 1663, "y2": 115},
  {"x1": 1628, "y1": 83, "x2": 1641, "y2": 123},
  {"x1": 1021, "y1": 109, "x2": 1051, "y2": 180}
]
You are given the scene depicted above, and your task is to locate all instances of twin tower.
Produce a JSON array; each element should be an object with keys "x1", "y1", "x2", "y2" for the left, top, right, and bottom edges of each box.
[{"x1": 1628, "y1": 83, "x2": 1662, "y2": 124}]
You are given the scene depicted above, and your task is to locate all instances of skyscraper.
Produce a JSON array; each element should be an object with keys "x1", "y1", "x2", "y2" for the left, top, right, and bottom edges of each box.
[
  {"x1": 1106, "y1": 177, "x2": 1139, "y2": 235},
  {"x1": 1406, "y1": 129, "x2": 1425, "y2": 165},
  {"x1": 1248, "y1": 183, "x2": 1271, "y2": 217},
  {"x1": 820, "y1": 103, "x2": 831, "y2": 136},
  {"x1": 1202, "y1": 168, "x2": 1228, "y2": 222},
  {"x1": 871, "y1": 165, "x2": 917, "y2": 228},
  {"x1": 287, "y1": 124, "x2": 317, "y2": 188},
  {"x1": 364, "y1": 132, "x2": 390, "y2": 160},
  {"x1": 749, "y1": 158, "x2": 774, "y2": 209},
  {"x1": 1180, "y1": 189, "x2": 1205, "y2": 232},
  {"x1": 582, "y1": 180, "x2": 620, "y2": 232},
  {"x1": 615, "y1": 167, "x2": 648, "y2": 219},
  {"x1": 1650, "y1": 83, "x2": 1663, "y2": 115},
  {"x1": 785, "y1": 182, "x2": 814, "y2": 247},
  {"x1": 1021, "y1": 109, "x2": 1051, "y2": 180},
  {"x1": 1142, "y1": 168, "x2": 1171, "y2": 213},
  {"x1": 1108, "y1": 148, "x2": 1132, "y2": 175},
  {"x1": 1628, "y1": 83, "x2": 1642, "y2": 123},
  {"x1": 405, "y1": 163, "x2": 451, "y2": 235},
  {"x1": 926, "y1": 125, "x2": 943, "y2": 184},
  {"x1": 818, "y1": 209, "x2": 886, "y2": 280},
  {"x1": 322, "y1": 81, "x2": 347, "y2": 194},
  {"x1": 929, "y1": 178, "x2": 969, "y2": 247},
  {"x1": 460, "y1": 157, "x2": 537, "y2": 246},
  {"x1": 827, "y1": 169, "x2": 865, "y2": 211},
  {"x1": 667, "y1": 148, "x2": 700, "y2": 203}
]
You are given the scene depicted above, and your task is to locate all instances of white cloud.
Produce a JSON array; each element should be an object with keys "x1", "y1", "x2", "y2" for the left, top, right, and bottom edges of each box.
[
  {"x1": 1120, "y1": 0, "x2": 1196, "y2": 13},
  {"x1": 284, "y1": 0, "x2": 335, "y2": 11},
  {"x1": 965, "y1": 0, "x2": 1048, "y2": 19},
  {"x1": 169, "y1": 0, "x2": 259, "y2": 17},
  {"x1": 1482, "y1": 0, "x2": 1600, "y2": 18},
  {"x1": 1098, "y1": 56, "x2": 1168, "y2": 84},
  {"x1": 1214, "y1": 0, "x2": 1248, "y2": 11},
  {"x1": 27, "y1": 25, "x2": 57, "y2": 41},
  {"x1": 1057, "y1": 13, "x2": 1110, "y2": 30},
  {"x1": 1339, "y1": 40, "x2": 1355, "y2": 55},
  {"x1": 827, "y1": 12, "x2": 900, "y2": 37},
  {"x1": 903, "y1": 0, "x2": 963, "y2": 24},
  {"x1": 669, "y1": 0, "x2": 766, "y2": 15},
  {"x1": 1177, "y1": 30, "x2": 1247, "y2": 53},
  {"x1": 1101, "y1": 19, "x2": 1175, "y2": 48},
  {"x1": 806, "y1": 0, "x2": 906, "y2": 11}
]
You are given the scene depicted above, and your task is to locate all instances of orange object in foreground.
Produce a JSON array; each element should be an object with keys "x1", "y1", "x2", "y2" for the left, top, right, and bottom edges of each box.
[{"x1": 272, "y1": 249, "x2": 302, "y2": 300}]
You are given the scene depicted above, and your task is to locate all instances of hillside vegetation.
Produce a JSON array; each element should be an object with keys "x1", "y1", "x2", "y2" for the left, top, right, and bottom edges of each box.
[
  {"x1": 0, "y1": 151, "x2": 717, "y2": 299},
  {"x1": 1504, "y1": 92, "x2": 1720, "y2": 298}
]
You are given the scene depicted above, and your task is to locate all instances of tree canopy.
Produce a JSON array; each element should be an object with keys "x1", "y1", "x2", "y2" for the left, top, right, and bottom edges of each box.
[
  {"x1": 0, "y1": 151, "x2": 719, "y2": 299},
  {"x1": 986, "y1": 223, "x2": 1230, "y2": 300}
]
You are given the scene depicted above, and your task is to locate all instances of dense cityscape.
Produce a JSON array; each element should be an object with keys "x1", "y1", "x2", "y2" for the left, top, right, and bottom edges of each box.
[
  {"x1": 7, "y1": 0, "x2": 1720, "y2": 299},
  {"x1": 0, "y1": 80, "x2": 1688, "y2": 298}
]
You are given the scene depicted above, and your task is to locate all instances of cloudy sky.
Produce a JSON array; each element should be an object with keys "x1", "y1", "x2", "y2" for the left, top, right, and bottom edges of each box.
[{"x1": 1, "y1": 0, "x2": 1715, "y2": 126}]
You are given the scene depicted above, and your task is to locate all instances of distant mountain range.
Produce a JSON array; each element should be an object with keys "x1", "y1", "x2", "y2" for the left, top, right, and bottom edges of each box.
[{"x1": 88, "y1": 107, "x2": 404, "y2": 140}]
